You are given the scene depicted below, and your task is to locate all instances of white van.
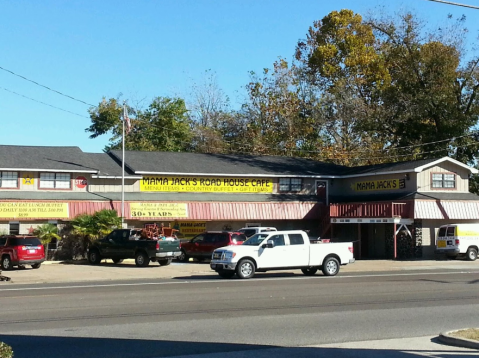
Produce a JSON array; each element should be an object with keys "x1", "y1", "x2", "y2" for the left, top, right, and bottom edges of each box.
[
  {"x1": 238, "y1": 227, "x2": 277, "y2": 238},
  {"x1": 435, "y1": 223, "x2": 479, "y2": 261}
]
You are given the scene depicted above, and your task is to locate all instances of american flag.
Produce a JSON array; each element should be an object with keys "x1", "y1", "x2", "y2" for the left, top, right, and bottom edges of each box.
[{"x1": 124, "y1": 105, "x2": 131, "y2": 134}]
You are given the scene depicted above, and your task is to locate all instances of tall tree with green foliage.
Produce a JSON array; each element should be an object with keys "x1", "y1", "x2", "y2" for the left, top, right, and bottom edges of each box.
[{"x1": 86, "y1": 96, "x2": 193, "y2": 152}]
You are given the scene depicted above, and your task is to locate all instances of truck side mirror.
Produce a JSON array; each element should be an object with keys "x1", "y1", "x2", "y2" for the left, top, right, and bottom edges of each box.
[{"x1": 262, "y1": 239, "x2": 275, "y2": 249}]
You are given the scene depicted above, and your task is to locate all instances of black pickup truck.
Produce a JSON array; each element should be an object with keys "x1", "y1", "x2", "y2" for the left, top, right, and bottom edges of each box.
[{"x1": 87, "y1": 229, "x2": 181, "y2": 267}]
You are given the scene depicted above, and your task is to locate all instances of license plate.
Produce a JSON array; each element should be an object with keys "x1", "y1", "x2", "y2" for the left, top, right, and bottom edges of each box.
[
  {"x1": 437, "y1": 240, "x2": 446, "y2": 248},
  {"x1": 28, "y1": 249, "x2": 36, "y2": 254}
]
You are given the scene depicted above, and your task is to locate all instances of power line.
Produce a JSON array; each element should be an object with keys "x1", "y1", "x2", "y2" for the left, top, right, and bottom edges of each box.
[
  {"x1": 0, "y1": 86, "x2": 90, "y2": 118},
  {"x1": 424, "y1": 0, "x2": 479, "y2": 9},
  {"x1": 0, "y1": 65, "x2": 95, "y2": 106}
]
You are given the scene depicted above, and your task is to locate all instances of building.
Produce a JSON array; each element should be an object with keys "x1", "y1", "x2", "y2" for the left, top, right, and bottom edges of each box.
[{"x1": 1, "y1": 145, "x2": 478, "y2": 259}]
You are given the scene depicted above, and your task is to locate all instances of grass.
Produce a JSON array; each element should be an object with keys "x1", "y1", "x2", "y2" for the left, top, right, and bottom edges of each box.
[{"x1": 449, "y1": 328, "x2": 479, "y2": 341}]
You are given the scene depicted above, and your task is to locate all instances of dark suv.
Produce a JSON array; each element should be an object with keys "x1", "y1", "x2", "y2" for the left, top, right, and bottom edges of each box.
[
  {"x1": 178, "y1": 231, "x2": 247, "y2": 262},
  {"x1": 0, "y1": 235, "x2": 45, "y2": 270}
]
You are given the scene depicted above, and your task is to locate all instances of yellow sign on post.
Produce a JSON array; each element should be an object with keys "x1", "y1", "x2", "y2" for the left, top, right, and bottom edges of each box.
[
  {"x1": 130, "y1": 203, "x2": 188, "y2": 218},
  {"x1": 0, "y1": 202, "x2": 69, "y2": 218},
  {"x1": 140, "y1": 176, "x2": 273, "y2": 193}
]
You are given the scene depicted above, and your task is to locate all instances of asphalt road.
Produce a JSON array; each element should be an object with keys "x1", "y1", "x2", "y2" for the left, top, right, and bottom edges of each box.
[{"x1": 1, "y1": 268, "x2": 479, "y2": 358}]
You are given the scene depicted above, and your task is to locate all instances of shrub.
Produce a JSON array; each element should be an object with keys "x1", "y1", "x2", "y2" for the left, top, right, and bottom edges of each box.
[{"x1": 0, "y1": 342, "x2": 13, "y2": 358}]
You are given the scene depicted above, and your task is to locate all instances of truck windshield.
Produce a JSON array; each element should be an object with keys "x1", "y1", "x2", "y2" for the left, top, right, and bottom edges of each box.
[{"x1": 242, "y1": 233, "x2": 269, "y2": 246}]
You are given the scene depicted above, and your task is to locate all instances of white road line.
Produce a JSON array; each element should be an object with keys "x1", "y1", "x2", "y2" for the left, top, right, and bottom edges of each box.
[{"x1": 1, "y1": 270, "x2": 478, "y2": 292}]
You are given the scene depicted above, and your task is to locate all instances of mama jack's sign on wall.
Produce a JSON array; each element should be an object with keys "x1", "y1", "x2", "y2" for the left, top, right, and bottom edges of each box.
[
  {"x1": 351, "y1": 178, "x2": 406, "y2": 192},
  {"x1": 140, "y1": 176, "x2": 273, "y2": 193}
]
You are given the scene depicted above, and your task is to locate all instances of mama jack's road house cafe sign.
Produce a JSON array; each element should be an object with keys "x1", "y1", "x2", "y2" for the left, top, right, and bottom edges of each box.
[
  {"x1": 140, "y1": 176, "x2": 273, "y2": 193},
  {"x1": 351, "y1": 178, "x2": 406, "y2": 192}
]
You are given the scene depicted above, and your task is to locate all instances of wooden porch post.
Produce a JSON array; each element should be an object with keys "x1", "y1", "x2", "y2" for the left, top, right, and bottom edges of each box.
[
  {"x1": 393, "y1": 223, "x2": 397, "y2": 259},
  {"x1": 358, "y1": 223, "x2": 361, "y2": 260}
]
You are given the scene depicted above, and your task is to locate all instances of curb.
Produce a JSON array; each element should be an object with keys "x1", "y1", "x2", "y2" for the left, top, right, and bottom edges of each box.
[{"x1": 439, "y1": 330, "x2": 479, "y2": 350}]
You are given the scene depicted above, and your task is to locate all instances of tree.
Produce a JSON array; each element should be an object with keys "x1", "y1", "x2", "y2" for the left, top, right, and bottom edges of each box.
[
  {"x1": 86, "y1": 96, "x2": 193, "y2": 152},
  {"x1": 33, "y1": 223, "x2": 61, "y2": 254}
]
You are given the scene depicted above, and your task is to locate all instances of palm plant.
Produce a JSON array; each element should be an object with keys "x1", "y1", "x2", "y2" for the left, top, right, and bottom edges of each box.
[
  {"x1": 33, "y1": 223, "x2": 62, "y2": 253},
  {"x1": 92, "y1": 209, "x2": 122, "y2": 237}
]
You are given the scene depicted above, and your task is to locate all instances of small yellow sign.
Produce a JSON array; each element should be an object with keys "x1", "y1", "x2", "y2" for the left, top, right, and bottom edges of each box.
[
  {"x1": 140, "y1": 176, "x2": 273, "y2": 193},
  {"x1": 130, "y1": 203, "x2": 188, "y2": 218},
  {"x1": 176, "y1": 221, "x2": 206, "y2": 237},
  {"x1": 351, "y1": 179, "x2": 405, "y2": 192},
  {"x1": 0, "y1": 202, "x2": 69, "y2": 218},
  {"x1": 22, "y1": 173, "x2": 34, "y2": 185}
]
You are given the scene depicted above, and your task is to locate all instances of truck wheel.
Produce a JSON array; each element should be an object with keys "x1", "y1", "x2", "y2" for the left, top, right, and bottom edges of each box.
[
  {"x1": 112, "y1": 258, "x2": 123, "y2": 264},
  {"x1": 177, "y1": 249, "x2": 189, "y2": 262},
  {"x1": 236, "y1": 259, "x2": 255, "y2": 279},
  {"x1": 322, "y1": 257, "x2": 340, "y2": 276},
  {"x1": 466, "y1": 248, "x2": 478, "y2": 261},
  {"x1": 218, "y1": 270, "x2": 235, "y2": 279},
  {"x1": 158, "y1": 258, "x2": 172, "y2": 266},
  {"x1": 88, "y1": 250, "x2": 102, "y2": 265},
  {"x1": 301, "y1": 268, "x2": 318, "y2": 276},
  {"x1": 135, "y1": 252, "x2": 150, "y2": 267},
  {"x1": 31, "y1": 263, "x2": 41, "y2": 269},
  {"x1": 1, "y1": 256, "x2": 12, "y2": 271}
]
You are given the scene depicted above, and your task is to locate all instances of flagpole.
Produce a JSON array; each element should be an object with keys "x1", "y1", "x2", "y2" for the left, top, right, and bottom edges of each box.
[{"x1": 121, "y1": 103, "x2": 126, "y2": 227}]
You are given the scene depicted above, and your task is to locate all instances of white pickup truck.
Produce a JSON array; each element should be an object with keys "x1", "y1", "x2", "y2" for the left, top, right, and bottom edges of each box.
[{"x1": 210, "y1": 230, "x2": 355, "y2": 279}]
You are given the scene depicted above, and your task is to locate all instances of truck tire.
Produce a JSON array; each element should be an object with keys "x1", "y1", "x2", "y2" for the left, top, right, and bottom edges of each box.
[
  {"x1": 177, "y1": 249, "x2": 189, "y2": 262},
  {"x1": 301, "y1": 267, "x2": 318, "y2": 276},
  {"x1": 1, "y1": 255, "x2": 12, "y2": 271},
  {"x1": 158, "y1": 258, "x2": 172, "y2": 266},
  {"x1": 31, "y1": 263, "x2": 42, "y2": 269},
  {"x1": 322, "y1": 257, "x2": 340, "y2": 276},
  {"x1": 135, "y1": 252, "x2": 150, "y2": 267},
  {"x1": 112, "y1": 258, "x2": 123, "y2": 264},
  {"x1": 236, "y1": 259, "x2": 255, "y2": 279},
  {"x1": 88, "y1": 249, "x2": 102, "y2": 265},
  {"x1": 218, "y1": 270, "x2": 235, "y2": 279},
  {"x1": 466, "y1": 248, "x2": 478, "y2": 261}
]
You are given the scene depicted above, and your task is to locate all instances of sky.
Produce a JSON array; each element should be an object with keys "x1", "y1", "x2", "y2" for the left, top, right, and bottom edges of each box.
[{"x1": 1, "y1": 0, "x2": 479, "y2": 153}]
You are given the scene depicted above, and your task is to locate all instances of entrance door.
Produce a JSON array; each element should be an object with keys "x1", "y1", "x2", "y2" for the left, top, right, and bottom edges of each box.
[{"x1": 316, "y1": 181, "x2": 327, "y2": 204}]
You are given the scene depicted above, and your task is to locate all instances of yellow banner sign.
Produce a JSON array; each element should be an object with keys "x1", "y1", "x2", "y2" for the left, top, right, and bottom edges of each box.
[
  {"x1": 351, "y1": 179, "x2": 406, "y2": 192},
  {"x1": 130, "y1": 203, "x2": 188, "y2": 218},
  {"x1": 140, "y1": 176, "x2": 273, "y2": 193},
  {"x1": 0, "y1": 202, "x2": 69, "y2": 218},
  {"x1": 176, "y1": 221, "x2": 206, "y2": 237}
]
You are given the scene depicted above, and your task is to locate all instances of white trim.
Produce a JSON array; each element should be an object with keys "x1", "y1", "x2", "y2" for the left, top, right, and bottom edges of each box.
[
  {"x1": 414, "y1": 157, "x2": 478, "y2": 174},
  {"x1": 331, "y1": 218, "x2": 414, "y2": 225},
  {"x1": 134, "y1": 171, "x2": 336, "y2": 178},
  {"x1": 0, "y1": 168, "x2": 97, "y2": 173},
  {"x1": 91, "y1": 175, "x2": 141, "y2": 179}
]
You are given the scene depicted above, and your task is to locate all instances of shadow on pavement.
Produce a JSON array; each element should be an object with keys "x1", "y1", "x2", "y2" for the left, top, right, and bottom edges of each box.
[{"x1": 0, "y1": 334, "x2": 476, "y2": 358}]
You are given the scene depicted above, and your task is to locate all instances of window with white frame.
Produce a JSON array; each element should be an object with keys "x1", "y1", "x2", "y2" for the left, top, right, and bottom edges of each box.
[
  {"x1": 39, "y1": 173, "x2": 71, "y2": 189},
  {"x1": 432, "y1": 173, "x2": 456, "y2": 189},
  {"x1": 279, "y1": 178, "x2": 302, "y2": 192},
  {"x1": 0, "y1": 172, "x2": 18, "y2": 188}
]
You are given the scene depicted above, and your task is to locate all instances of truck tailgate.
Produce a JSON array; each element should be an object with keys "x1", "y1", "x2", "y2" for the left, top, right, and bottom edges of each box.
[{"x1": 157, "y1": 240, "x2": 181, "y2": 253}]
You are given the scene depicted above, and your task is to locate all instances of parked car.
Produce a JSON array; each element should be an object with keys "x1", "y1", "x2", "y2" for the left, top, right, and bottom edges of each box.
[
  {"x1": 238, "y1": 227, "x2": 277, "y2": 238},
  {"x1": 210, "y1": 230, "x2": 355, "y2": 279},
  {"x1": 87, "y1": 229, "x2": 181, "y2": 267},
  {"x1": 0, "y1": 235, "x2": 45, "y2": 270},
  {"x1": 435, "y1": 223, "x2": 479, "y2": 261},
  {"x1": 178, "y1": 231, "x2": 247, "y2": 262}
]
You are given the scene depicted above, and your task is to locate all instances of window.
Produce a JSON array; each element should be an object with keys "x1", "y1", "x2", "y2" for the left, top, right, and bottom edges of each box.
[
  {"x1": 288, "y1": 234, "x2": 304, "y2": 245},
  {"x1": 39, "y1": 173, "x2": 71, "y2": 189},
  {"x1": 0, "y1": 172, "x2": 18, "y2": 188},
  {"x1": 279, "y1": 178, "x2": 302, "y2": 192},
  {"x1": 269, "y1": 234, "x2": 285, "y2": 246},
  {"x1": 432, "y1": 173, "x2": 455, "y2": 189},
  {"x1": 446, "y1": 226, "x2": 455, "y2": 237},
  {"x1": 9, "y1": 223, "x2": 19, "y2": 235}
]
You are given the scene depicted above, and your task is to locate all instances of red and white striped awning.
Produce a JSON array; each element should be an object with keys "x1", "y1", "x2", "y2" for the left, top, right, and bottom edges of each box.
[{"x1": 415, "y1": 200, "x2": 479, "y2": 220}]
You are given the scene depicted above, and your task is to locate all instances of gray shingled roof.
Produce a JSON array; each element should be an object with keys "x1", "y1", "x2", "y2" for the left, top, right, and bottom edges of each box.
[
  {"x1": 341, "y1": 158, "x2": 441, "y2": 176},
  {"x1": 109, "y1": 150, "x2": 346, "y2": 177},
  {"x1": 85, "y1": 153, "x2": 136, "y2": 177},
  {"x1": 0, "y1": 145, "x2": 97, "y2": 172}
]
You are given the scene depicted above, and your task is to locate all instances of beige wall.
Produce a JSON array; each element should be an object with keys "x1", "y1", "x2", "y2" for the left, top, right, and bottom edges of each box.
[
  {"x1": 12, "y1": 172, "x2": 92, "y2": 192},
  {"x1": 417, "y1": 164, "x2": 469, "y2": 193}
]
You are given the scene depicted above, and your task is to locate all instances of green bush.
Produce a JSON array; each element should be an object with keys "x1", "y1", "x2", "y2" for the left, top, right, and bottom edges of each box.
[{"x1": 0, "y1": 342, "x2": 13, "y2": 358}]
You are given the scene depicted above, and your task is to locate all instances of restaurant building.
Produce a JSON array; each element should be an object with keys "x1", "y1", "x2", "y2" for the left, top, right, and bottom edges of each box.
[{"x1": 1, "y1": 145, "x2": 478, "y2": 259}]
